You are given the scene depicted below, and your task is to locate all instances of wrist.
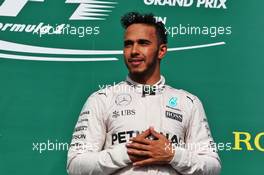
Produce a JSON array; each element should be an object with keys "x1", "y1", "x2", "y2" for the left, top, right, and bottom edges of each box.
[{"x1": 166, "y1": 143, "x2": 175, "y2": 163}]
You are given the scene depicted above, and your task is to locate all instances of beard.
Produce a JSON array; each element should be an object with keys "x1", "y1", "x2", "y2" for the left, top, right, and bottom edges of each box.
[
  {"x1": 125, "y1": 56, "x2": 159, "y2": 81},
  {"x1": 125, "y1": 49, "x2": 160, "y2": 77}
]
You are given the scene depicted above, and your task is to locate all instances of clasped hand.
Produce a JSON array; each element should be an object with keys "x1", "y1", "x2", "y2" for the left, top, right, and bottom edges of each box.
[{"x1": 126, "y1": 127, "x2": 175, "y2": 166}]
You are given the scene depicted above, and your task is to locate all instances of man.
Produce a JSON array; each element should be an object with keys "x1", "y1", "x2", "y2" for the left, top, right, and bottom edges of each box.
[{"x1": 67, "y1": 12, "x2": 221, "y2": 175}]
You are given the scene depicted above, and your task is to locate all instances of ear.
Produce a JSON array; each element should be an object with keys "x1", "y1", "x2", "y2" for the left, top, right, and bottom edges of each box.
[{"x1": 158, "y1": 44, "x2": 167, "y2": 60}]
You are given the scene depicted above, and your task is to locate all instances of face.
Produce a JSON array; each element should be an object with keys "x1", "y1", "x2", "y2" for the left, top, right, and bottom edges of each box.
[{"x1": 123, "y1": 23, "x2": 167, "y2": 76}]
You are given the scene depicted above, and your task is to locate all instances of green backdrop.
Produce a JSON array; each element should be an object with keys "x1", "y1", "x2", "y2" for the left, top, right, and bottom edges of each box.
[{"x1": 0, "y1": 0, "x2": 263, "y2": 174}]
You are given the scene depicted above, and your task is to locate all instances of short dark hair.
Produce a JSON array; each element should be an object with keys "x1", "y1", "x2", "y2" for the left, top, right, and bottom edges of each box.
[{"x1": 121, "y1": 12, "x2": 167, "y2": 44}]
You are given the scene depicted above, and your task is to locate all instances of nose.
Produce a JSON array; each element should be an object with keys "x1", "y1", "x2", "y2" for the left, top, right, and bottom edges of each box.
[{"x1": 131, "y1": 44, "x2": 139, "y2": 57}]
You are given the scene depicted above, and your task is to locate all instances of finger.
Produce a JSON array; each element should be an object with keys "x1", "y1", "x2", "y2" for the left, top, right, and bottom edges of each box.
[
  {"x1": 130, "y1": 137, "x2": 152, "y2": 145},
  {"x1": 133, "y1": 158, "x2": 155, "y2": 166},
  {"x1": 129, "y1": 155, "x2": 146, "y2": 163},
  {"x1": 126, "y1": 142, "x2": 150, "y2": 151},
  {"x1": 150, "y1": 127, "x2": 164, "y2": 139},
  {"x1": 137, "y1": 128, "x2": 151, "y2": 138},
  {"x1": 127, "y1": 148, "x2": 151, "y2": 157}
]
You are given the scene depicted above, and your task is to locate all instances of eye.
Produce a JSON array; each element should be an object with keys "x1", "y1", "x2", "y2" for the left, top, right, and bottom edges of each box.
[
  {"x1": 124, "y1": 40, "x2": 133, "y2": 47},
  {"x1": 138, "y1": 39, "x2": 151, "y2": 46}
]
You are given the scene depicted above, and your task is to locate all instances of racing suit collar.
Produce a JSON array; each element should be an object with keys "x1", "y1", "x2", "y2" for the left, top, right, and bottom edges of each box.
[{"x1": 125, "y1": 75, "x2": 166, "y2": 96}]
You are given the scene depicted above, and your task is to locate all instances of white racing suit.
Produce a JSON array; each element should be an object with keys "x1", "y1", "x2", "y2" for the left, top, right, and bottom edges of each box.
[{"x1": 67, "y1": 76, "x2": 221, "y2": 175}]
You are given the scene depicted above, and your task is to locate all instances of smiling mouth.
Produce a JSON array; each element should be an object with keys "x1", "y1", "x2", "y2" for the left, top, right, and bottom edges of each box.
[{"x1": 128, "y1": 58, "x2": 144, "y2": 66}]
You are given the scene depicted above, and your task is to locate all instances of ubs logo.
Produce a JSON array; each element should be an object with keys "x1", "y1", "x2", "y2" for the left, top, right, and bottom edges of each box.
[{"x1": 112, "y1": 109, "x2": 136, "y2": 118}]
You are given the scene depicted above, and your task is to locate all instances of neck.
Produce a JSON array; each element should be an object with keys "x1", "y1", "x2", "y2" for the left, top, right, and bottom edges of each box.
[{"x1": 129, "y1": 67, "x2": 161, "y2": 85}]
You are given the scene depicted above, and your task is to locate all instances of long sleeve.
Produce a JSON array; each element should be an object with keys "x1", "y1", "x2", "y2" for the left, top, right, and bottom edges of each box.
[
  {"x1": 170, "y1": 96, "x2": 221, "y2": 175},
  {"x1": 67, "y1": 93, "x2": 131, "y2": 175}
]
